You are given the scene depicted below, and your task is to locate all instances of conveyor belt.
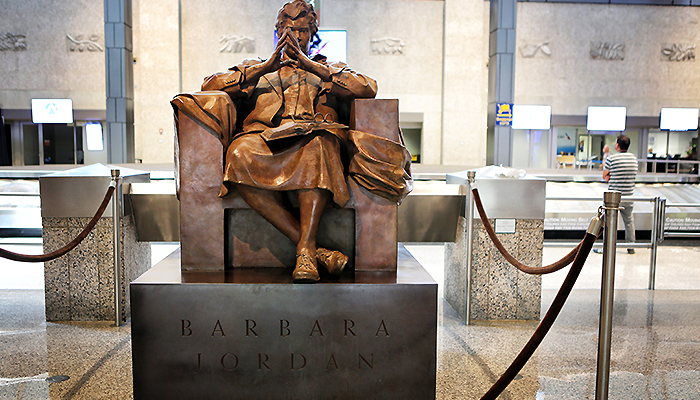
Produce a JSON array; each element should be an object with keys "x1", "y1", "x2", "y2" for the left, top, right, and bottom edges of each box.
[{"x1": 545, "y1": 182, "x2": 700, "y2": 231}]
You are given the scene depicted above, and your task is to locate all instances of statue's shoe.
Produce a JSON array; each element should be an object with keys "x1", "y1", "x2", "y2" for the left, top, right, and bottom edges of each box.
[
  {"x1": 316, "y1": 248, "x2": 348, "y2": 276},
  {"x1": 293, "y1": 249, "x2": 320, "y2": 283}
]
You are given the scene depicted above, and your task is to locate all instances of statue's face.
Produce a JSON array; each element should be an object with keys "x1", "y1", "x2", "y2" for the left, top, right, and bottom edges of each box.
[{"x1": 278, "y1": 18, "x2": 312, "y2": 55}]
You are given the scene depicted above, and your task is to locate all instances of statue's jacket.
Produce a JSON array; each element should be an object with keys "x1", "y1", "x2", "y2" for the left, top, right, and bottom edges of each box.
[{"x1": 172, "y1": 58, "x2": 413, "y2": 206}]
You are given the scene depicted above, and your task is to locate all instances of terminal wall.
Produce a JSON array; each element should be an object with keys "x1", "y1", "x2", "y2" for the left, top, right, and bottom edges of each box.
[
  {"x1": 132, "y1": 0, "x2": 180, "y2": 163},
  {"x1": 0, "y1": 0, "x2": 105, "y2": 111},
  {"x1": 515, "y1": 3, "x2": 700, "y2": 116},
  {"x1": 2, "y1": 1, "x2": 699, "y2": 165}
]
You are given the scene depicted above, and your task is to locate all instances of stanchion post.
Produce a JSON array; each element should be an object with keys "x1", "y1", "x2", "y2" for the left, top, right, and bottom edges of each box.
[
  {"x1": 111, "y1": 169, "x2": 122, "y2": 327},
  {"x1": 649, "y1": 197, "x2": 660, "y2": 290},
  {"x1": 464, "y1": 170, "x2": 476, "y2": 325},
  {"x1": 658, "y1": 198, "x2": 666, "y2": 245},
  {"x1": 595, "y1": 190, "x2": 621, "y2": 400}
]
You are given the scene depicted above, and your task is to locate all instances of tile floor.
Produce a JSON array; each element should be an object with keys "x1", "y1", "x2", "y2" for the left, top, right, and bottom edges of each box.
[{"x1": 1, "y1": 240, "x2": 699, "y2": 399}]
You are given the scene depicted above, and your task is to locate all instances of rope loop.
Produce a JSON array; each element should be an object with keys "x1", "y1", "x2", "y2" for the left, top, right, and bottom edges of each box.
[
  {"x1": 472, "y1": 187, "x2": 590, "y2": 275},
  {"x1": 0, "y1": 184, "x2": 116, "y2": 263}
]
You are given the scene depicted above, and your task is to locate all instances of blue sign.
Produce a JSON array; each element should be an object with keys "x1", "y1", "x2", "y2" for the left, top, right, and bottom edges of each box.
[{"x1": 496, "y1": 103, "x2": 513, "y2": 126}]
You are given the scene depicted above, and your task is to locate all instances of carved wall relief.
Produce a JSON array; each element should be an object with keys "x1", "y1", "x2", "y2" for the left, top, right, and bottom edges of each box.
[
  {"x1": 590, "y1": 42, "x2": 624, "y2": 61},
  {"x1": 66, "y1": 34, "x2": 104, "y2": 52},
  {"x1": 519, "y1": 42, "x2": 551, "y2": 58},
  {"x1": 220, "y1": 36, "x2": 256, "y2": 53},
  {"x1": 661, "y1": 44, "x2": 695, "y2": 62},
  {"x1": 370, "y1": 38, "x2": 405, "y2": 55},
  {"x1": 0, "y1": 33, "x2": 27, "y2": 51}
]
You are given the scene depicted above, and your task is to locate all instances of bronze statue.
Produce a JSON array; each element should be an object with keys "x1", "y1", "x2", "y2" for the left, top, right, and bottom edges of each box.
[{"x1": 175, "y1": 0, "x2": 412, "y2": 282}]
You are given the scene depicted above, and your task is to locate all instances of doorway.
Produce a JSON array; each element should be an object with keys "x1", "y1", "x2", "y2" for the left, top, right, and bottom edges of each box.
[{"x1": 16, "y1": 123, "x2": 85, "y2": 166}]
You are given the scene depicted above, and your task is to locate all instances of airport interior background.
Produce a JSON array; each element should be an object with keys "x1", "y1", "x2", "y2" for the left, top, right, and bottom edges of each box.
[{"x1": 1, "y1": 0, "x2": 700, "y2": 398}]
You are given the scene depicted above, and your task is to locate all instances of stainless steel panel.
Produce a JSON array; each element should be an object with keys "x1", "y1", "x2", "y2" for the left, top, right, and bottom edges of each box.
[
  {"x1": 398, "y1": 194, "x2": 463, "y2": 242},
  {"x1": 474, "y1": 178, "x2": 546, "y2": 219},
  {"x1": 39, "y1": 163, "x2": 149, "y2": 218},
  {"x1": 449, "y1": 167, "x2": 546, "y2": 219},
  {"x1": 130, "y1": 182, "x2": 179, "y2": 241}
]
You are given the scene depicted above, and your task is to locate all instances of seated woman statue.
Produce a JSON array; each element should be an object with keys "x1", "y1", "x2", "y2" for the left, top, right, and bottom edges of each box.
[{"x1": 200, "y1": 0, "x2": 383, "y2": 283}]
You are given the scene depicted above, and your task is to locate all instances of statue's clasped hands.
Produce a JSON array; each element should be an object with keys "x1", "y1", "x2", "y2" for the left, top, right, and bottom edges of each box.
[{"x1": 264, "y1": 27, "x2": 332, "y2": 82}]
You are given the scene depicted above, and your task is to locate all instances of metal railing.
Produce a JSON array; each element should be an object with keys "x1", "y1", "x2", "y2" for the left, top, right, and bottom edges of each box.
[
  {"x1": 545, "y1": 195, "x2": 700, "y2": 289},
  {"x1": 640, "y1": 158, "x2": 699, "y2": 175},
  {"x1": 663, "y1": 202, "x2": 700, "y2": 238}
]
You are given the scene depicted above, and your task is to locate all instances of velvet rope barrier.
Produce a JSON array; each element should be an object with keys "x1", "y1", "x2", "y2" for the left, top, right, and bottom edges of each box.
[
  {"x1": 472, "y1": 187, "x2": 585, "y2": 275},
  {"x1": 0, "y1": 184, "x2": 116, "y2": 262},
  {"x1": 480, "y1": 226, "x2": 599, "y2": 400},
  {"x1": 471, "y1": 185, "x2": 604, "y2": 399}
]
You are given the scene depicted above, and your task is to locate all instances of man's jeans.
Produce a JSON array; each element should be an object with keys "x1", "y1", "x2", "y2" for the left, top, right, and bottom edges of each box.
[{"x1": 619, "y1": 201, "x2": 635, "y2": 243}]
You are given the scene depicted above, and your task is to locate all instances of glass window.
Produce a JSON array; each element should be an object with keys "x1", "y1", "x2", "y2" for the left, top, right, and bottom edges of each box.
[{"x1": 512, "y1": 129, "x2": 549, "y2": 169}]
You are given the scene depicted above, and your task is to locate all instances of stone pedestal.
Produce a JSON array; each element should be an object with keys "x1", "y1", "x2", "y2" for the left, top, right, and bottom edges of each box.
[
  {"x1": 43, "y1": 214, "x2": 150, "y2": 321},
  {"x1": 445, "y1": 217, "x2": 543, "y2": 321},
  {"x1": 131, "y1": 246, "x2": 437, "y2": 400},
  {"x1": 444, "y1": 167, "x2": 546, "y2": 322},
  {"x1": 40, "y1": 164, "x2": 151, "y2": 322}
]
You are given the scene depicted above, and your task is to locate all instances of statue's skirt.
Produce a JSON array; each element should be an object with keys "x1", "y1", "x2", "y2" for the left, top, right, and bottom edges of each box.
[{"x1": 221, "y1": 130, "x2": 351, "y2": 207}]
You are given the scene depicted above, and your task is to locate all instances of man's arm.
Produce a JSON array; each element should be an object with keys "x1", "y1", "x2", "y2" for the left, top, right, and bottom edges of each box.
[{"x1": 602, "y1": 168, "x2": 610, "y2": 182}]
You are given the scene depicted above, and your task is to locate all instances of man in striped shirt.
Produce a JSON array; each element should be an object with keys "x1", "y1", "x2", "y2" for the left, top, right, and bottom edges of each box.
[{"x1": 603, "y1": 134, "x2": 639, "y2": 253}]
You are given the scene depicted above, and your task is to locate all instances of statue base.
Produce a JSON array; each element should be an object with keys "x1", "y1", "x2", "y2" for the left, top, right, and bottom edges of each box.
[{"x1": 131, "y1": 246, "x2": 437, "y2": 399}]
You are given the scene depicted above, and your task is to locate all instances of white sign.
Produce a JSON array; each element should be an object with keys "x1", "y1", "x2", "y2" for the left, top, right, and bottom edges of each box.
[
  {"x1": 31, "y1": 99, "x2": 74, "y2": 124},
  {"x1": 85, "y1": 122, "x2": 104, "y2": 151},
  {"x1": 512, "y1": 105, "x2": 552, "y2": 130},
  {"x1": 660, "y1": 108, "x2": 699, "y2": 131},
  {"x1": 587, "y1": 106, "x2": 626, "y2": 131},
  {"x1": 494, "y1": 219, "x2": 516, "y2": 234}
]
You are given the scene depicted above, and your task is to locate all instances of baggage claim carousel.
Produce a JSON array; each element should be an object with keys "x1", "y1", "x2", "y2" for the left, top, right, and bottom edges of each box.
[{"x1": 0, "y1": 164, "x2": 698, "y2": 241}]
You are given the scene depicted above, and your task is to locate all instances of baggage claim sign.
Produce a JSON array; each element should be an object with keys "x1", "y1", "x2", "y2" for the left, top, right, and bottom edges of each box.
[{"x1": 496, "y1": 103, "x2": 513, "y2": 126}]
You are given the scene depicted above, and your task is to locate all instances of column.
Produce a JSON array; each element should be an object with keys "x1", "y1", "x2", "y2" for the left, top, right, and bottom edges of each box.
[
  {"x1": 104, "y1": 0, "x2": 135, "y2": 163},
  {"x1": 486, "y1": 0, "x2": 517, "y2": 166}
]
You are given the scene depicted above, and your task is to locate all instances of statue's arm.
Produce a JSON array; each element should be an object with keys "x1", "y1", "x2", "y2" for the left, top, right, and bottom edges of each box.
[
  {"x1": 200, "y1": 59, "x2": 270, "y2": 98},
  {"x1": 201, "y1": 33, "x2": 292, "y2": 97},
  {"x1": 280, "y1": 34, "x2": 376, "y2": 100},
  {"x1": 326, "y1": 62, "x2": 378, "y2": 100}
]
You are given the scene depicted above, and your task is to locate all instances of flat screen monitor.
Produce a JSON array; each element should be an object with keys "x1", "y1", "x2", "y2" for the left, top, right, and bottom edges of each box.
[
  {"x1": 512, "y1": 105, "x2": 551, "y2": 130},
  {"x1": 31, "y1": 99, "x2": 74, "y2": 124},
  {"x1": 586, "y1": 106, "x2": 626, "y2": 131},
  {"x1": 660, "y1": 108, "x2": 699, "y2": 131}
]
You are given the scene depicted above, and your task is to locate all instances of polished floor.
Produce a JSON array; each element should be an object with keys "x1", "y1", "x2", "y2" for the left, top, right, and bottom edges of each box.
[{"x1": 1, "y1": 240, "x2": 699, "y2": 399}]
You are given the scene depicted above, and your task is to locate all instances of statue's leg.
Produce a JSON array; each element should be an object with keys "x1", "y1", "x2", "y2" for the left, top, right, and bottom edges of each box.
[
  {"x1": 234, "y1": 184, "x2": 301, "y2": 244},
  {"x1": 292, "y1": 188, "x2": 330, "y2": 282},
  {"x1": 296, "y1": 188, "x2": 330, "y2": 255},
  {"x1": 234, "y1": 183, "x2": 341, "y2": 281}
]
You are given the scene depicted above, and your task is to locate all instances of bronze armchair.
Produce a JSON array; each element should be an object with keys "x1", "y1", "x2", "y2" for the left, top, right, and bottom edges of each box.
[{"x1": 173, "y1": 93, "x2": 406, "y2": 273}]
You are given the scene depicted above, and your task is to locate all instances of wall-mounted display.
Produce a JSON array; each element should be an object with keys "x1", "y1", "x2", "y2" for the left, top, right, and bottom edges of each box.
[
  {"x1": 512, "y1": 105, "x2": 551, "y2": 130},
  {"x1": 31, "y1": 99, "x2": 74, "y2": 124},
  {"x1": 587, "y1": 106, "x2": 626, "y2": 131},
  {"x1": 660, "y1": 108, "x2": 699, "y2": 131}
]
